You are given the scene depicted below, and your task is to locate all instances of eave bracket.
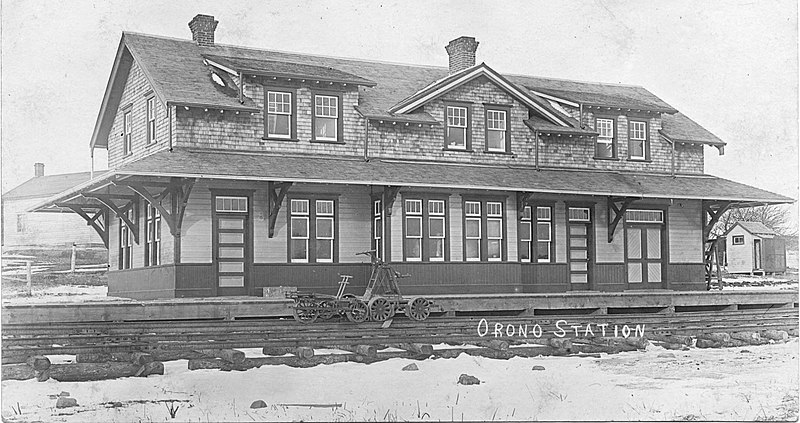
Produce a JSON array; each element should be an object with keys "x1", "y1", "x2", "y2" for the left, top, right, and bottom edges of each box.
[
  {"x1": 268, "y1": 181, "x2": 293, "y2": 238},
  {"x1": 607, "y1": 196, "x2": 637, "y2": 243}
]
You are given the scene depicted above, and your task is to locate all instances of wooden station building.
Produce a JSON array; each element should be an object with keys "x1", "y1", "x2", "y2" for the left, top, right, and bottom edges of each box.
[{"x1": 34, "y1": 15, "x2": 792, "y2": 299}]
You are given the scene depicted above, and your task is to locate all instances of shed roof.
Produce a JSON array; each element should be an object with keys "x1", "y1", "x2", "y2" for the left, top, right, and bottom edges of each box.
[
  {"x1": 661, "y1": 113, "x2": 726, "y2": 147},
  {"x1": 31, "y1": 149, "x2": 793, "y2": 212},
  {"x1": 735, "y1": 221, "x2": 778, "y2": 236},
  {"x1": 3, "y1": 172, "x2": 94, "y2": 200}
]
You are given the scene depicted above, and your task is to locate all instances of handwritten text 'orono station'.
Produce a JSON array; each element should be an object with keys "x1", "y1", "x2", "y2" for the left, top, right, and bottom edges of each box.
[{"x1": 477, "y1": 319, "x2": 646, "y2": 339}]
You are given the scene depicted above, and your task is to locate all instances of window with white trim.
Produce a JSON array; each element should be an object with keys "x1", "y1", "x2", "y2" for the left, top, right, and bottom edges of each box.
[
  {"x1": 732, "y1": 235, "x2": 745, "y2": 245},
  {"x1": 267, "y1": 91, "x2": 293, "y2": 138},
  {"x1": 289, "y1": 198, "x2": 336, "y2": 263},
  {"x1": 486, "y1": 109, "x2": 508, "y2": 152},
  {"x1": 568, "y1": 207, "x2": 591, "y2": 222},
  {"x1": 464, "y1": 201, "x2": 482, "y2": 261},
  {"x1": 145, "y1": 204, "x2": 161, "y2": 266},
  {"x1": 428, "y1": 200, "x2": 446, "y2": 261},
  {"x1": 123, "y1": 110, "x2": 132, "y2": 156},
  {"x1": 446, "y1": 105, "x2": 468, "y2": 149},
  {"x1": 535, "y1": 206, "x2": 553, "y2": 262},
  {"x1": 404, "y1": 199, "x2": 423, "y2": 261},
  {"x1": 626, "y1": 209, "x2": 664, "y2": 223},
  {"x1": 595, "y1": 118, "x2": 614, "y2": 158},
  {"x1": 215, "y1": 196, "x2": 248, "y2": 213},
  {"x1": 146, "y1": 97, "x2": 157, "y2": 144},
  {"x1": 373, "y1": 199, "x2": 383, "y2": 260},
  {"x1": 119, "y1": 209, "x2": 134, "y2": 270},
  {"x1": 403, "y1": 198, "x2": 448, "y2": 261},
  {"x1": 314, "y1": 95, "x2": 338, "y2": 141},
  {"x1": 290, "y1": 199, "x2": 309, "y2": 262},
  {"x1": 486, "y1": 202, "x2": 503, "y2": 261},
  {"x1": 628, "y1": 120, "x2": 647, "y2": 160}
]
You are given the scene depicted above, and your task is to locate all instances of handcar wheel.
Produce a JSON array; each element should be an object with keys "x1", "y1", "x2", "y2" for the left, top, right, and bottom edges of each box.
[
  {"x1": 368, "y1": 297, "x2": 395, "y2": 322},
  {"x1": 404, "y1": 297, "x2": 430, "y2": 321},
  {"x1": 292, "y1": 299, "x2": 319, "y2": 324},
  {"x1": 318, "y1": 300, "x2": 336, "y2": 320},
  {"x1": 346, "y1": 300, "x2": 369, "y2": 323}
]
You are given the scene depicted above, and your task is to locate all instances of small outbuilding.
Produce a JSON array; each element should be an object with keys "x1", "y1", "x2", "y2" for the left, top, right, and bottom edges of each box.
[{"x1": 724, "y1": 221, "x2": 786, "y2": 275}]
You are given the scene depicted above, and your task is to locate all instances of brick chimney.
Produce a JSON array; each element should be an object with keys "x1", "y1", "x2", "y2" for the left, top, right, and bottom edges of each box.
[
  {"x1": 445, "y1": 36, "x2": 479, "y2": 74},
  {"x1": 34, "y1": 163, "x2": 44, "y2": 177},
  {"x1": 188, "y1": 14, "x2": 218, "y2": 47}
]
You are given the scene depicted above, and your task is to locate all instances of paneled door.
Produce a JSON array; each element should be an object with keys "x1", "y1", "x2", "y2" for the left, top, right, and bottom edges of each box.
[
  {"x1": 626, "y1": 224, "x2": 665, "y2": 289},
  {"x1": 567, "y1": 207, "x2": 593, "y2": 290},
  {"x1": 213, "y1": 195, "x2": 250, "y2": 296}
]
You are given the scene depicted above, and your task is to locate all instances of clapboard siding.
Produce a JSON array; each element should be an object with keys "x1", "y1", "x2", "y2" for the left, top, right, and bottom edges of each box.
[
  {"x1": 668, "y1": 199, "x2": 703, "y2": 263},
  {"x1": 506, "y1": 195, "x2": 518, "y2": 261},
  {"x1": 180, "y1": 183, "x2": 213, "y2": 263},
  {"x1": 337, "y1": 186, "x2": 372, "y2": 263},
  {"x1": 390, "y1": 197, "x2": 403, "y2": 262},
  {"x1": 555, "y1": 202, "x2": 567, "y2": 263},
  {"x1": 595, "y1": 202, "x2": 625, "y2": 263},
  {"x1": 2, "y1": 198, "x2": 104, "y2": 247},
  {"x1": 449, "y1": 194, "x2": 463, "y2": 262}
]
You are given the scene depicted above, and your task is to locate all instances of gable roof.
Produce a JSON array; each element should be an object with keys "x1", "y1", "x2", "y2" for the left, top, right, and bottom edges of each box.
[
  {"x1": 91, "y1": 32, "x2": 719, "y2": 151},
  {"x1": 734, "y1": 221, "x2": 778, "y2": 236},
  {"x1": 3, "y1": 172, "x2": 94, "y2": 200},
  {"x1": 388, "y1": 63, "x2": 574, "y2": 127}
]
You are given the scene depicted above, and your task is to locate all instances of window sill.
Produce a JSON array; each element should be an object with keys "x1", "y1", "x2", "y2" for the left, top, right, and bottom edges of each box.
[
  {"x1": 626, "y1": 158, "x2": 652, "y2": 163},
  {"x1": 483, "y1": 150, "x2": 515, "y2": 156},
  {"x1": 442, "y1": 147, "x2": 473, "y2": 153},
  {"x1": 145, "y1": 141, "x2": 159, "y2": 148},
  {"x1": 261, "y1": 137, "x2": 299, "y2": 143},
  {"x1": 311, "y1": 139, "x2": 346, "y2": 145},
  {"x1": 593, "y1": 156, "x2": 619, "y2": 161}
]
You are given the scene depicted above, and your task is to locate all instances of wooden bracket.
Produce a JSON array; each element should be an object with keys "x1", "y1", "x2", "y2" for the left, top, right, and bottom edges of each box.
[
  {"x1": 83, "y1": 193, "x2": 140, "y2": 243},
  {"x1": 607, "y1": 196, "x2": 637, "y2": 243},
  {"x1": 517, "y1": 192, "x2": 535, "y2": 215},
  {"x1": 57, "y1": 203, "x2": 109, "y2": 248},
  {"x1": 268, "y1": 181, "x2": 293, "y2": 238},
  {"x1": 383, "y1": 186, "x2": 402, "y2": 216},
  {"x1": 702, "y1": 200, "x2": 733, "y2": 242},
  {"x1": 115, "y1": 178, "x2": 197, "y2": 237}
]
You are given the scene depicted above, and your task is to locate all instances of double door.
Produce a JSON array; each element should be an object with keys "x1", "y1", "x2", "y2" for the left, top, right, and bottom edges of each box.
[{"x1": 626, "y1": 225, "x2": 664, "y2": 289}]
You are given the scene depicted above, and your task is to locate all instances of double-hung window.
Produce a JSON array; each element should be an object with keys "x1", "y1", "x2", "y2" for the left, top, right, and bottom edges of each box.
[
  {"x1": 403, "y1": 198, "x2": 447, "y2": 261},
  {"x1": 485, "y1": 108, "x2": 509, "y2": 152},
  {"x1": 445, "y1": 105, "x2": 469, "y2": 149},
  {"x1": 595, "y1": 118, "x2": 614, "y2": 158},
  {"x1": 464, "y1": 200, "x2": 505, "y2": 261},
  {"x1": 146, "y1": 97, "x2": 156, "y2": 144},
  {"x1": 313, "y1": 94, "x2": 339, "y2": 142},
  {"x1": 123, "y1": 110, "x2": 132, "y2": 156},
  {"x1": 373, "y1": 199, "x2": 383, "y2": 260},
  {"x1": 289, "y1": 199, "x2": 336, "y2": 263},
  {"x1": 145, "y1": 204, "x2": 161, "y2": 266},
  {"x1": 119, "y1": 209, "x2": 134, "y2": 270},
  {"x1": 486, "y1": 202, "x2": 503, "y2": 261},
  {"x1": 266, "y1": 91, "x2": 293, "y2": 139},
  {"x1": 628, "y1": 120, "x2": 648, "y2": 160},
  {"x1": 464, "y1": 201, "x2": 482, "y2": 261},
  {"x1": 520, "y1": 205, "x2": 553, "y2": 262}
]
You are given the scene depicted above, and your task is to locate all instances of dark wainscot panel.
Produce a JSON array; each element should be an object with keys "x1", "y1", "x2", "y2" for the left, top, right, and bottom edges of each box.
[
  {"x1": 594, "y1": 263, "x2": 627, "y2": 292},
  {"x1": 108, "y1": 265, "x2": 176, "y2": 300},
  {"x1": 391, "y1": 262, "x2": 523, "y2": 295},
  {"x1": 175, "y1": 263, "x2": 215, "y2": 297},
  {"x1": 253, "y1": 263, "x2": 372, "y2": 296},
  {"x1": 667, "y1": 263, "x2": 706, "y2": 291},
  {"x1": 520, "y1": 263, "x2": 568, "y2": 293}
]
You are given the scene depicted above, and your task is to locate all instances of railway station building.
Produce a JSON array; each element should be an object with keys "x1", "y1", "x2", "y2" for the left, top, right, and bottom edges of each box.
[{"x1": 33, "y1": 14, "x2": 792, "y2": 299}]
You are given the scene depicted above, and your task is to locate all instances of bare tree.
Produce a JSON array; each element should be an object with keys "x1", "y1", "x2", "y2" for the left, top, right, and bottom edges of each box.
[{"x1": 711, "y1": 204, "x2": 798, "y2": 242}]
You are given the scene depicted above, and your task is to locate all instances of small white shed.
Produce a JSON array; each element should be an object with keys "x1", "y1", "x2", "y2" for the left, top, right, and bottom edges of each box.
[{"x1": 725, "y1": 221, "x2": 786, "y2": 274}]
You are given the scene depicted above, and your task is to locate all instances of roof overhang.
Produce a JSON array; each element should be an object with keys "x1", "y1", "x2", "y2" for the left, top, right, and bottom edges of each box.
[
  {"x1": 389, "y1": 63, "x2": 572, "y2": 127},
  {"x1": 660, "y1": 130, "x2": 725, "y2": 155}
]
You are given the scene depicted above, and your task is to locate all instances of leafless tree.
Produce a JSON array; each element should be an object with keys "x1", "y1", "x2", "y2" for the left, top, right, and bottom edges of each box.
[{"x1": 711, "y1": 204, "x2": 798, "y2": 248}]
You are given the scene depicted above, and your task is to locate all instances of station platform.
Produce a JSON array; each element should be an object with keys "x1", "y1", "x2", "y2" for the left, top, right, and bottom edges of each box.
[{"x1": 2, "y1": 289, "x2": 797, "y2": 324}]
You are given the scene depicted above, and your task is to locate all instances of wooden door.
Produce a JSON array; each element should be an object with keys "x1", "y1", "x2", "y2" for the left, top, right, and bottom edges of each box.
[
  {"x1": 213, "y1": 195, "x2": 250, "y2": 296},
  {"x1": 626, "y1": 225, "x2": 664, "y2": 289},
  {"x1": 753, "y1": 239, "x2": 763, "y2": 270},
  {"x1": 567, "y1": 207, "x2": 593, "y2": 290}
]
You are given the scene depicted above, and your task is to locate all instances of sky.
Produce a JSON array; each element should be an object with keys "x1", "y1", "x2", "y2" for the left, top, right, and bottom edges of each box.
[{"x1": 1, "y1": 1, "x2": 797, "y2": 209}]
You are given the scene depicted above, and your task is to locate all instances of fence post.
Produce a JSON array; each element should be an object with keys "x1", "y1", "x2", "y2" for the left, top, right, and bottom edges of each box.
[
  {"x1": 26, "y1": 260, "x2": 32, "y2": 296},
  {"x1": 71, "y1": 243, "x2": 77, "y2": 273}
]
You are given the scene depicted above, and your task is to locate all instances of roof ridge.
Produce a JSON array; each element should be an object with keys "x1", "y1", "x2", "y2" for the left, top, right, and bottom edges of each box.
[
  {"x1": 508, "y1": 72, "x2": 646, "y2": 89},
  {"x1": 123, "y1": 31, "x2": 447, "y2": 72}
]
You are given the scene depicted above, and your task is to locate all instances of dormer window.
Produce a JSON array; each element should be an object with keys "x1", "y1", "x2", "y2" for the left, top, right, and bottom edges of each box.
[
  {"x1": 595, "y1": 117, "x2": 615, "y2": 158},
  {"x1": 313, "y1": 93, "x2": 341, "y2": 142},
  {"x1": 266, "y1": 91, "x2": 294, "y2": 139},
  {"x1": 445, "y1": 104, "x2": 470, "y2": 150},
  {"x1": 628, "y1": 120, "x2": 648, "y2": 160},
  {"x1": 485, "y1": 106, "x2": 510, "y2": 153}
]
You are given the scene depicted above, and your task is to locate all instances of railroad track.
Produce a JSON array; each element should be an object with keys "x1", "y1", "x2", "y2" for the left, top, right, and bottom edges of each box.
[{"x1": 3, "y1": 307, "x2": 797, "y2": 364}]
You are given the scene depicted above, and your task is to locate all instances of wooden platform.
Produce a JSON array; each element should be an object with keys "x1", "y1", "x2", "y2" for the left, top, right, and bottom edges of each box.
[{"x1": 3, "y1": 289, "x2": 797, "y2": 324}]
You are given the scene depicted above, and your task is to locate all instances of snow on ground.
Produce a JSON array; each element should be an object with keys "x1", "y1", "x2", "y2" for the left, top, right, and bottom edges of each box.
[
  {"x1": 1, "y1": 285, "x2": 132, "y2": 305},
  {"x1": 2, "y1": 340, "x2": 797, "y2": 422}
]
